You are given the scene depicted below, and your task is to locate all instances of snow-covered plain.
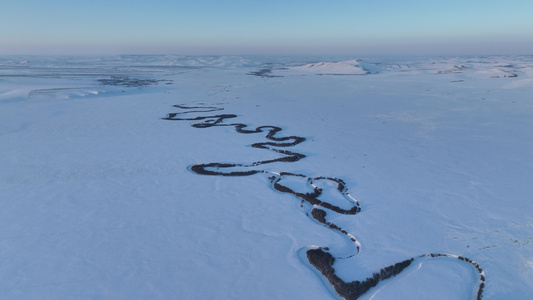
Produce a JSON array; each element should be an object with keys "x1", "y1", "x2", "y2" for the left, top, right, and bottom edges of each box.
[{"x1": 1, "y1": 55, "x2": 532, "y2": 299}]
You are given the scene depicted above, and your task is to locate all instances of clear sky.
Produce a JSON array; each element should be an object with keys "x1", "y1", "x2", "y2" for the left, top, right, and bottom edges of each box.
[{"x1": 1, "y1": 0, "x2": 532, "y2": 56}]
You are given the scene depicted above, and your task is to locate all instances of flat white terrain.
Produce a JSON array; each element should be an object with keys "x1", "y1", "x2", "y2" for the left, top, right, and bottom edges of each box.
[{"x1": 1, "y1": 55, "x2": 532, "y2": 299}]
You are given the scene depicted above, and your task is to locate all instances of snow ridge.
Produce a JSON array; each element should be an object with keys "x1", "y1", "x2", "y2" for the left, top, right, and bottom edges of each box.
[{"x1": 287, "y1": 60, "x2": 369, "y2": 75}]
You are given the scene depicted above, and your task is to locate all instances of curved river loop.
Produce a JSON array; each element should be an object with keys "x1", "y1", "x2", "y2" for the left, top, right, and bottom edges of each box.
[{"x1": 163, "y1": 104, "x2": 485, "y2": 300}]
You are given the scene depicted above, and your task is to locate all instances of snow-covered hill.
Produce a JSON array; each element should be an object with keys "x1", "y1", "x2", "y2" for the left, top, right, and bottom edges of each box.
[{"x1": 286, "y1": 60, "x2": 369, "y2": 75}]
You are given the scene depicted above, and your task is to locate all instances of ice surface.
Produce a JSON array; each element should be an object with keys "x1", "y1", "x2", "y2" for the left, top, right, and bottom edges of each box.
[{"x1": 1, "y1": 55, "x2": 533, "y2": 299}]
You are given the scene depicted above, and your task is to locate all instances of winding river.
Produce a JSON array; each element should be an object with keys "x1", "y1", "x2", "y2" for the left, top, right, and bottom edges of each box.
[{"x1": 163, "y1": 104, "x2": 485, "y2": 300}]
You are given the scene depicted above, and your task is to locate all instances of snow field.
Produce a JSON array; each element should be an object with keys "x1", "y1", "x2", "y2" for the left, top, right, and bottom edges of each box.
[{"x1": 1, "y1": 55, "x2": 532, "y2": 299}]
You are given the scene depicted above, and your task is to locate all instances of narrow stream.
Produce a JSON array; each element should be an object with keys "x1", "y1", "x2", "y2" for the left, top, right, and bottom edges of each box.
[{"x1": 163, "y1": 104, "x2": 485, "y2": 300}]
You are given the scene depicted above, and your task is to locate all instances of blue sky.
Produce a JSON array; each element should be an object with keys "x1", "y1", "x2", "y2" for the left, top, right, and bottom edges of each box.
[{"x1": 1, "y1": 0, "x2": 532, "y2": 55}]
